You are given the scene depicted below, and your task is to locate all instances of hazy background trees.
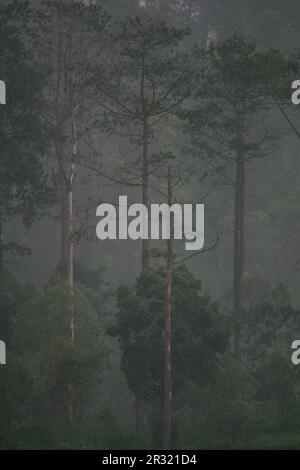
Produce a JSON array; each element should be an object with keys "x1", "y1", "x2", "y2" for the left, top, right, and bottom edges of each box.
[{"x1": 1, "y1": 0, "x2": 300, "y2": 450}]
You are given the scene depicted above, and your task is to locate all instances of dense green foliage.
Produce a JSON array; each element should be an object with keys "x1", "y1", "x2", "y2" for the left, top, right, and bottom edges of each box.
[{"x1": 111, "y1": 266, "x2": 228, "y2": 399}]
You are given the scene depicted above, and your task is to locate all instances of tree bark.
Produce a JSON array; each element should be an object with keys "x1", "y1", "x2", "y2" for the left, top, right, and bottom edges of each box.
[
  {"x1": 163, "y1": 166, "x2": 173, "y2": 449},
  {"x1": 59, "y1": 167, "x2": 69, "y2": 282},
  {"x1": 142, "y1": 116, "x2": 150, "y2": 272},
  {"x1": 134, "y1": 116, "x2": 150, "y2": 444},
  {"x1": 55, "y1": 110, "x2": 76, "y2": 424},
  {"x1": 68, "y1": 111, "x2": 76, "y2": 344},
  {"x1": 66, "y1": 111, "x2": 77, "y2": 423},
  {"x1": 136, "y1": 51, "x2": 151, "y2": 441},
  {"x1": 233, "y1": 111, "x2": 246, "y2": 358}
]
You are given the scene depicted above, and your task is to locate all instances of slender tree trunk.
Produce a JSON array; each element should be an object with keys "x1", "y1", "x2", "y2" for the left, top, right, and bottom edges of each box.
[
  {"x1": 142, "y1": 116, "x2": 150, "y2": 272},
  {"x1": 135, "y1": 115, "x2": 150, "y2": 443},
  {"x1": 55, "y1": 137, "x2": 69, "y2": 283},
  {"x1": 66, "y1": 111, "x2": 77, "y2": 423},
  {"x1": 163, "y1": 166, "x2": 173, "y2": 449},
  {"x1": 233, "y1": 112, "x2": 246, "y2": 358},
  {"x1": 55, "y1": 113, "x2": 76, "y2": 423},
  {"x1": 68, "y1": 111, "x2": 76, "y2": 343},
  {"x1": 59, "y1": 178, "x2": 69, "y2": 282},
  {"x1": 66, "y1": 180, "x2": 75, "y2": 422},
  {"x1": 52, "y1": 5, "x2": 79, "y2": 426},
  {"x1": 66, "y1": 184, "x2": 74, "y2": 293}
]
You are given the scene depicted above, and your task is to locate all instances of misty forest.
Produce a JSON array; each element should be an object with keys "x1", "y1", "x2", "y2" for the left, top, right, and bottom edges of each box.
[{"x1": 1, "y1": 0, "x2": 300, "y2": 450}]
